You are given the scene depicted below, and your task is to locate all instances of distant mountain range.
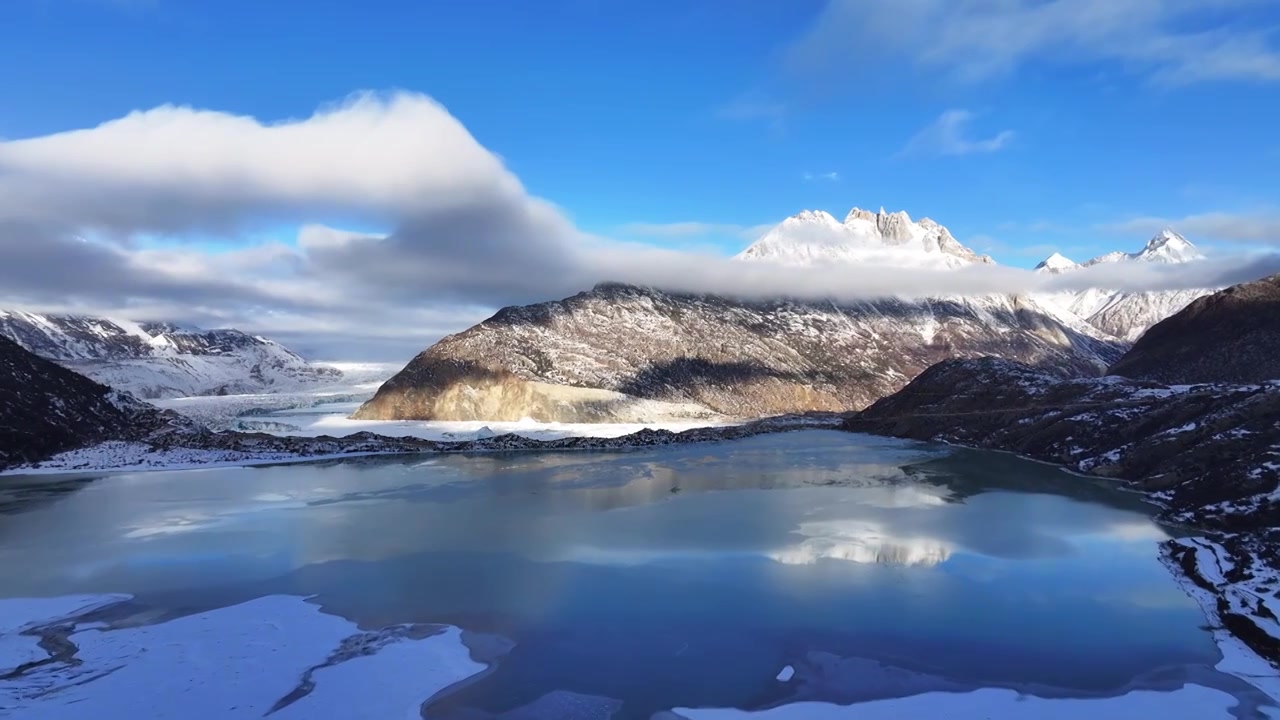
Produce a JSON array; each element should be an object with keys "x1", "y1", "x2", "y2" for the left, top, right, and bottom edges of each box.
[
  {"x1": 1032, "y1": 229, "x2": 1213, "y2": 341},
  {"x1": 355, "y1": 206, "x2": 1208, "y2": 424},
  {"x1": 0, "y1": 311, "x2": 340, "y2": 399}
]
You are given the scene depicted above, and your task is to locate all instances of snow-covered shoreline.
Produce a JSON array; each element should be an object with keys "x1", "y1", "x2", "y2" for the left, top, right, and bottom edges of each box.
[{"x1": 0, "y1": 415, "x2": 840, "y2": 477}]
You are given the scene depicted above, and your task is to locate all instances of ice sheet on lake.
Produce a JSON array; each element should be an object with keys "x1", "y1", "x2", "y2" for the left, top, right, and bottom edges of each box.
[
  {"x1": 0, "y1": 594, "x2": 485, "y2": 719},
  {"x1": 668, "y1": 684, "x2": 1246, "y2": 719}
]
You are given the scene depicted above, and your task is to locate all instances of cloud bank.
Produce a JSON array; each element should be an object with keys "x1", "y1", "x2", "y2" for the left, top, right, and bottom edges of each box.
[{"x1": 1, "y1": 91, "x2": 1276, "y2": 360}]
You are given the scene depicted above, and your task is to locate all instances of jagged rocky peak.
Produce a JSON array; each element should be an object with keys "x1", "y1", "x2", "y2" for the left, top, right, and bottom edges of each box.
[
  {"x1": 1034, "y1": 252, "x2": 1078, "y2": 273},
  {"x1": 738, "y1": 205, "x2": 992, "y2": 268}
]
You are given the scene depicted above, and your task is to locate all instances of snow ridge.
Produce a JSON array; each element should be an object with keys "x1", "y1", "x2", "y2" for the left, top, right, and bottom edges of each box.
[
  {"x1": 0, "y1": 311, "x2": 340, "y2": 399},
  {"x1": 737, "y1": 207, "x2": 993, "y2": 270},
  {"x1": 1033, "y1": 230, "x2": 1215, "y2": 341}
]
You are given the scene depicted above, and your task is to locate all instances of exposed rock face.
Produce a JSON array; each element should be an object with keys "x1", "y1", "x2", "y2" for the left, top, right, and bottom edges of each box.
[
  {"x1": 0, "y1": 310, "x2": 340, "y2": 399},
  {"x1": 1109, "y1": 274, "x2": 1280, "y2": 384},
  {"x1": 354, "y1": 284, "x2": 1125, "y2": 422},
  {"x1": 0, "y1": 336, "x2": 173, "y2": 469}
]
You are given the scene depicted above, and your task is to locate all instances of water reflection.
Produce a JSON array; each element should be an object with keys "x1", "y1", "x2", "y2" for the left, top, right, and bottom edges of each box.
[{"x1": 0, "y1": 430, "x2": 1234, "y2": 719}]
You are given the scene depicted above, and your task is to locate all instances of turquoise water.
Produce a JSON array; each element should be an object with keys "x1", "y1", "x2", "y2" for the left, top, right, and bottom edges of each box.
[{"x1": 0, "y1": 431, "x2": 1252, "y2": 718}]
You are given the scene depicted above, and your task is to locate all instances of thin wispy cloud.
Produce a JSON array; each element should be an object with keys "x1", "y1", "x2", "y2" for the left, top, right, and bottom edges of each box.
[
  {"x1": 1102, "y1": 210, "x2": 1280, "y2": 244},
  {"x1": 788, "y1": 0, "x2": 1280, "y2": 86},
  {"x1": 902, "y1": 110, "x2": 1014, "y2": 157},
  {"x1": 803, "y1": 171, "x2": 840, "y2": 182},
  {"x1": 716, "y1": 90, "x2": 788, "y2": 134}
]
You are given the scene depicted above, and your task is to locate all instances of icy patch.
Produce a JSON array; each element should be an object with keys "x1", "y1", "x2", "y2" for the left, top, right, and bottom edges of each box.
[
  {"x1": 0, "y1": 595, "x2": 130, "y2": 676},
  {"x1": 0, "y1": 595, "x2": 485, "y2": 719},
  {"x1": 777, "y1": 665, "x2": 795, "y2": 682},
  {"x1": 671, "y1": 685, "x2": 1243, "y2": 718}
]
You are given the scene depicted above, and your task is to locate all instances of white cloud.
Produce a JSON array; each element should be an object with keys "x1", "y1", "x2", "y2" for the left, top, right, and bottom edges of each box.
[
  {"x1": 902, "y1": 110, "x2": 1014, "y2": 157},
  {"x1": 1103, "y1": 210, "x2": 1280, "y2": 244},
  {"x1": 788, "y1": 0, "x2": 1280, "y2": 86},
  {"x1": 0, "y1": 91, "x2": 521, "y2": 234},
  {"x1": 2, "y1": 91, "x2": 1277, "y2": 360},
  {"x1": 803, "y1": 171, "x2": 841, "y2": 182}
]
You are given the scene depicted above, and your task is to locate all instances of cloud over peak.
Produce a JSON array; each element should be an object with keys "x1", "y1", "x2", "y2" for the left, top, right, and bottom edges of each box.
[{"x1": 1, "y1": 90, "x2": 1277, "y2": 359}]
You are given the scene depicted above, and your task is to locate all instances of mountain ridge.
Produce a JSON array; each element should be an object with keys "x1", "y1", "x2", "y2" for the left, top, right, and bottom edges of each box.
[
  {"x1": 0, "y1": 310, "x2": 340, "y2": 399},
  {"x1": 1032, "y1": 230, "x2": 1214, "y2": 341}
]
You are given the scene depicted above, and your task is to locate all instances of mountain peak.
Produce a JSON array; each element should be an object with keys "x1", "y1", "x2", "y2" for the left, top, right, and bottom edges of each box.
[
  {"x1": 785, "y1": 209, "x2": 840, "y2": 226},
  {"x1": 1137, "y1": 229, "x2": 1201, "y2": 263},
  {"x1": 1034, "y1": 252, "x2": 1077, "y2": 273},
  {"x1": 738, "y1": 205, "x2": 987, "y2": 269}
]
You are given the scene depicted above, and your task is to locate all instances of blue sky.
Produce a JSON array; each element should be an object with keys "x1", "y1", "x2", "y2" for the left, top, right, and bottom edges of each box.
[
  {"x1": 3, "y1": 0, "x2": 1278, "y2": 267},
  {"x1": 1, "y1": 0, "x2": 1278, "y2": 357}
]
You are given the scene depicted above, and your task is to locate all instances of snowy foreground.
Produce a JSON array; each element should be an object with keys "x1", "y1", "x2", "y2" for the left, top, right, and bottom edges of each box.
[
  {"x1": 2, "y1": 593, "x2": 1273, "y2": 719},
  {"x1": 1, "y1": 595, "x2": 483, "y2": 719}
]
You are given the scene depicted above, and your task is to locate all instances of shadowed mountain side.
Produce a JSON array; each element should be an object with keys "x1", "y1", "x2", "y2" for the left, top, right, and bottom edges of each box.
[
  {"x1": 0, "y1": 336, "x2": 175, "y2": 468},
  {"x1": 353, "y1": 284, "x2": 1127, "y2": 422},
  {"x1": 1108, "y1": 274, "x2": 1280, "y2": 384}
]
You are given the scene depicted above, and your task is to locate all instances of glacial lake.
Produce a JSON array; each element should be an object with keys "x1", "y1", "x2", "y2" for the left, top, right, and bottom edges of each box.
[{"x1": 0, "y1": 430, "x2": 1271, "y2": 718}]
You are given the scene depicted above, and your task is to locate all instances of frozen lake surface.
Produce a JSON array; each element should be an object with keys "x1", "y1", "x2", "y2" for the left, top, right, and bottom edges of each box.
[{"x1": 0, "y1": 431, "x2": 1274, "y2": 718}]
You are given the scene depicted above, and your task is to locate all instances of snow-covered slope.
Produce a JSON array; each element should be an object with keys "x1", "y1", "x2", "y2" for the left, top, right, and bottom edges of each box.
[
  {"x1": 354, "y1": 206, "x2": 1137, "y2": 423},
  {"x1": 737, "y1": 207, "x2": 993, "y2": 269},
  {"x1": 1034, "y1": 231, "x2": 1216, "y2": 341},
  {"x1": 0, "y1": 311, "x2": 340, "y2": 399}
]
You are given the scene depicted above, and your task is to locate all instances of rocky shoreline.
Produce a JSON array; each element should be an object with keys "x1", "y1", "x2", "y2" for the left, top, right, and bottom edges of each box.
[
  {"x1": 2, "y1": 413, "x2": 845, "y2": 475},
  {"x1": 842, "y1": 357, "x2": 1280, "y2": 671}
]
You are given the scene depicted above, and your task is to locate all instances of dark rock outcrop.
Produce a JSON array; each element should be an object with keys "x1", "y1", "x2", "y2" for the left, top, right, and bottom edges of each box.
[
  {"x1": 1108, "y1": 273, "x2": 1280, "y2": 384},
  {"x1": 0, "y1": 336, "x2": 175, "y2": 469},
  {"x1": 355, "y1": 284, "x2": 1125, "y2": 422}
]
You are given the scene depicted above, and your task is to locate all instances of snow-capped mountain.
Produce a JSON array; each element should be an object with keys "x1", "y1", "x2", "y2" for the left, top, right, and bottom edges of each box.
[
  {"x1": 1034, "y1": 230, "x2": 1215, "y2": 341},
  {"x1": 0, "y1": 311, "x2": 341, "y2": 399},
  {"x1": 1033, "y1": 252, "x2": 1078, "y2": 274},
  {"x1": 353, "y1": 282, "x2": 1124, "y2": 423},
  {"x1": 737, "y1": 207, "x2": 993, "y2": 269}
]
